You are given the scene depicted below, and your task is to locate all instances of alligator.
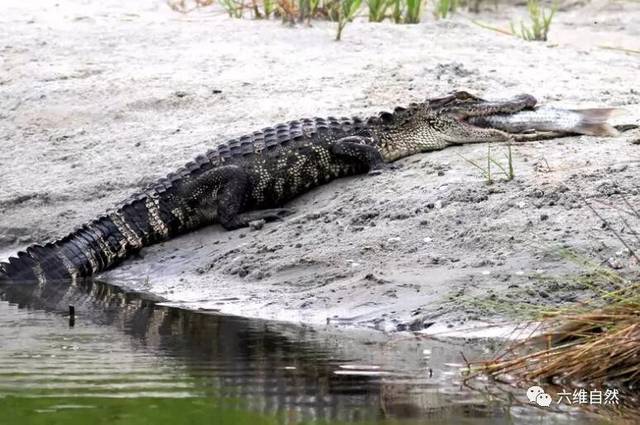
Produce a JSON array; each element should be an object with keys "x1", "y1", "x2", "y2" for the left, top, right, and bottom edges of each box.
[{"x1": 0, "y1": 91, "x2": 577, "y2": 284}]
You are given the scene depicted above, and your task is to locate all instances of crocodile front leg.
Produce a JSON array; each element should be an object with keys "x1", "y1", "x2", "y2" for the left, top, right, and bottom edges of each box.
[{"x1": 330, "y1": 136, "x2": 387, "y2": 174}]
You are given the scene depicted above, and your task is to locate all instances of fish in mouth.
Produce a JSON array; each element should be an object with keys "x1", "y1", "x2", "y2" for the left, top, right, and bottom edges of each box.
[
  {"x1": 429, "y1": 91, "x2": 621, "y2": 139},
  {"x1": 469, "y1": 105, "x2": 620, "y2": 137}
]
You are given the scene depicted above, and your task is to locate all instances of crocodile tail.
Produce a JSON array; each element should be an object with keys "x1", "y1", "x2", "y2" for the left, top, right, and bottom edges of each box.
[
  {"x1": 0, "y1": 148, "x2": 221, "y2": 285},
  {"x1": 0, "y1": 218, "x2": 132, "y2": 284},
  {"x1": 0, "y1": 191, "x2": 187, "y2": 284}
]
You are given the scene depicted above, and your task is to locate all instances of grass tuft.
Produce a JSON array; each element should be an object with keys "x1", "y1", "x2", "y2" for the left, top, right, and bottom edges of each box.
[
  {"x1": 434, "y1": 0, "x2": 457, "y2": 20},
  {"x1": 167, "y1": 0, "x2": 557, "y2": 39},
  {"x1": 404, "y1": 0, "x2": 423, "y2": 23},
  {"x1": 510, "y1": 0, "x2": 556, "y2": 41},
  {"x1": 366, "y1": 0, "x2": 392, "y2": 22},
  {"x1": 459, "y1": 142, "x2": 515, "y2": 185},
  {"x1": 220, "y1": 0, "x2": 246, "y2": 17},
  {"x1": 335, "y1": 0, "x2": 363, "y2": 40}
]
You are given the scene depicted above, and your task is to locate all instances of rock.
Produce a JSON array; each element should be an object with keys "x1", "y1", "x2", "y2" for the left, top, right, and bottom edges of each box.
[
  {"x1": 249, "y1": 219, "x2": 265, "y2": 230},
  {"x1": 608, "y1": 163, "x2": 628, "y2": 173},
  {"x1": 607, "y1": 257, "x2": 624, "y2": 269}
]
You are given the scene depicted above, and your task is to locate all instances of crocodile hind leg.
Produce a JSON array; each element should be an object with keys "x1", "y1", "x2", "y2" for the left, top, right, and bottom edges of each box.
[
  {"x1": 187, "y1": 165, "x2": 292, "y2": 231},
  {"x1": 330, "y1": 136, "x2": 388, "y2": 174}
]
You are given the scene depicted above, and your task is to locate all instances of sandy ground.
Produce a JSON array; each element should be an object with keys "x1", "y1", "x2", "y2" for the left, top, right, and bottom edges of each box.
[{"x1": 1, "y1": 0, "x2": 639, "y2": 331}]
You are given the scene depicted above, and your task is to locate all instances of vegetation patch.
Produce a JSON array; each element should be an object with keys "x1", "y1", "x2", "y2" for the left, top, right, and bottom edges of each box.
[
  {"x1": 468, "y1": 252, "x2": 640, "y2": 418},
  {"x1": 166, "y1": 0, "x2": 560, "y2": 41}
]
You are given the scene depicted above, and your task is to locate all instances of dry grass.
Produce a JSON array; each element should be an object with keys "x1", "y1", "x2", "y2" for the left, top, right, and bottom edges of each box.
[
  {"x1": 467, "y1": 294, "x2": 640, "y2": 421},
  {"x1": 476, "y1": 295, "x2": 640, "y2": 388},
  {"x1": 469, "y1": 188, "x2": 640, "y2": 418},
  {"x1": 599, "y1": 45, "x2": 640, "y2": 55}
]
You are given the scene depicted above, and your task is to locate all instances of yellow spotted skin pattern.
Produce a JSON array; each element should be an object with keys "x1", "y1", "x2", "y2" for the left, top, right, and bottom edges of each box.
[{"x1": 0, "y1": 92, "x2": 537, "y2": 283}]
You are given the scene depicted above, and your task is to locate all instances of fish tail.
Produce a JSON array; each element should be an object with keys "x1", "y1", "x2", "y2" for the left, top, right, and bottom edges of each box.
[{"x1": 571, "y1": 108, "x2": 621, "y2": 137}]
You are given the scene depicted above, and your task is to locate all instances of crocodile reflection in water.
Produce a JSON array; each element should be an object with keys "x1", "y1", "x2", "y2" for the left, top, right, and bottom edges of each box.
[{"x1": 1, "y1": 278, "x2": 522, "y2": 424}]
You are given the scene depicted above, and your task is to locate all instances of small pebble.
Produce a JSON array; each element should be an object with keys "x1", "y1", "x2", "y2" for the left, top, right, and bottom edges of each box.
[
  {"x1": 608, "y1": 257, "x2": 624, "y2": 269},
  {"x1": 249, "y1": 219, "x2": 265, "y2": 230}
]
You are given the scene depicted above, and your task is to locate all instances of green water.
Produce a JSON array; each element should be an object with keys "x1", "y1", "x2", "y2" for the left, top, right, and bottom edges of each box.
[
  {"x1": 4, "y1": 397, "x2": 288, "y2": 425},
  {"x1": 0, "y1": 279, "x2": 614, "y2": 425}
]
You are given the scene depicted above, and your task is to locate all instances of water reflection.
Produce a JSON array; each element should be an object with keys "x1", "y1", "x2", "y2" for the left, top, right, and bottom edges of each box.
[{"x1": 0, "y1": 279, "x2": 604, "y2": 424}]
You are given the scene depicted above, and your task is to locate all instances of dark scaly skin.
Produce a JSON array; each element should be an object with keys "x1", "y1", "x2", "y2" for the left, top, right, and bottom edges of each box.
[{"x1": 0, "y1": 91, "x2": 537, "y2": 284}]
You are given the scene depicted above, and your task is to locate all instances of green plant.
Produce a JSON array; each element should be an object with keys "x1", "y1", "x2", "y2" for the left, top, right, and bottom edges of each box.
[
  {"x1": 434, "y1": 0, "x2": 456, "y2": 19},
  {"x1": 308, "y1": 0, "x2": 322, "y2": 20},
  {"x1": 459, "y1": 142, "x2": 515, "y2": 185},
  {"x1": 391, "y1": 0, "x2": 403, "y2": 22},
  {"x1": 367, "y1": 0, "x2": 391, "y2": 21},
  {"x1": 506, "y1": 141, "x2": 514, "y2": 180},
  {"x1": 335, "y1": 0, "x2": 362, "y2": 40},
  {"x1": 298, "y1": 0, "x2": 310, "y2": 21},
  {"x1": 220, "y1": 0, "x2": 246, "y2": 17},
  {"x1": 263, "y1": 0, "x2": 275, "y2": 17},
  {"x1": 404, "y1": 0, "x2": 423, "y2": 23},
  {"x1": 510, "y1": 0, "x2": 556, "y2": 41}
]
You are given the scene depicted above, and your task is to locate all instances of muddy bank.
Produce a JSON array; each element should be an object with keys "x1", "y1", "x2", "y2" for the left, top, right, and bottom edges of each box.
[{"x1": 1, "y1": 0, "x2": 639, "y2": 331}]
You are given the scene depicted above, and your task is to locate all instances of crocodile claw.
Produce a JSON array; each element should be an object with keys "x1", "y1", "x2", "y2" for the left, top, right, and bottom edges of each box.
[
  {"x1": 368, "y1": 163, "x2": 398, "y2": 176},
  {"x1": 232, "y1": 208, "x2": 295, "y2": 229}
]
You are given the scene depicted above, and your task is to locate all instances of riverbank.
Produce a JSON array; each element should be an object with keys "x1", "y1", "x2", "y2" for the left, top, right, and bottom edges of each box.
[{"x1": 1, "y1": 0, "x2": 639, "y2": 331}]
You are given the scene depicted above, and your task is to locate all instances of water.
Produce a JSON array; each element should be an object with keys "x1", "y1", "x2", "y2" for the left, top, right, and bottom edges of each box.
[{"x1": 0, "y1": 279, "x2": 611, "y2": 425}]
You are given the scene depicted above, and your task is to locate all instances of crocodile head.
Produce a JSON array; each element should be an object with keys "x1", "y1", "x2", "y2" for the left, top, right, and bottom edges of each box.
[
  {"x1": 371, "y1": 91, "x2": 538, "y2": 161},
  {"x1": 426, "y1": 90, "x2": 538, "y2": 143}
]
